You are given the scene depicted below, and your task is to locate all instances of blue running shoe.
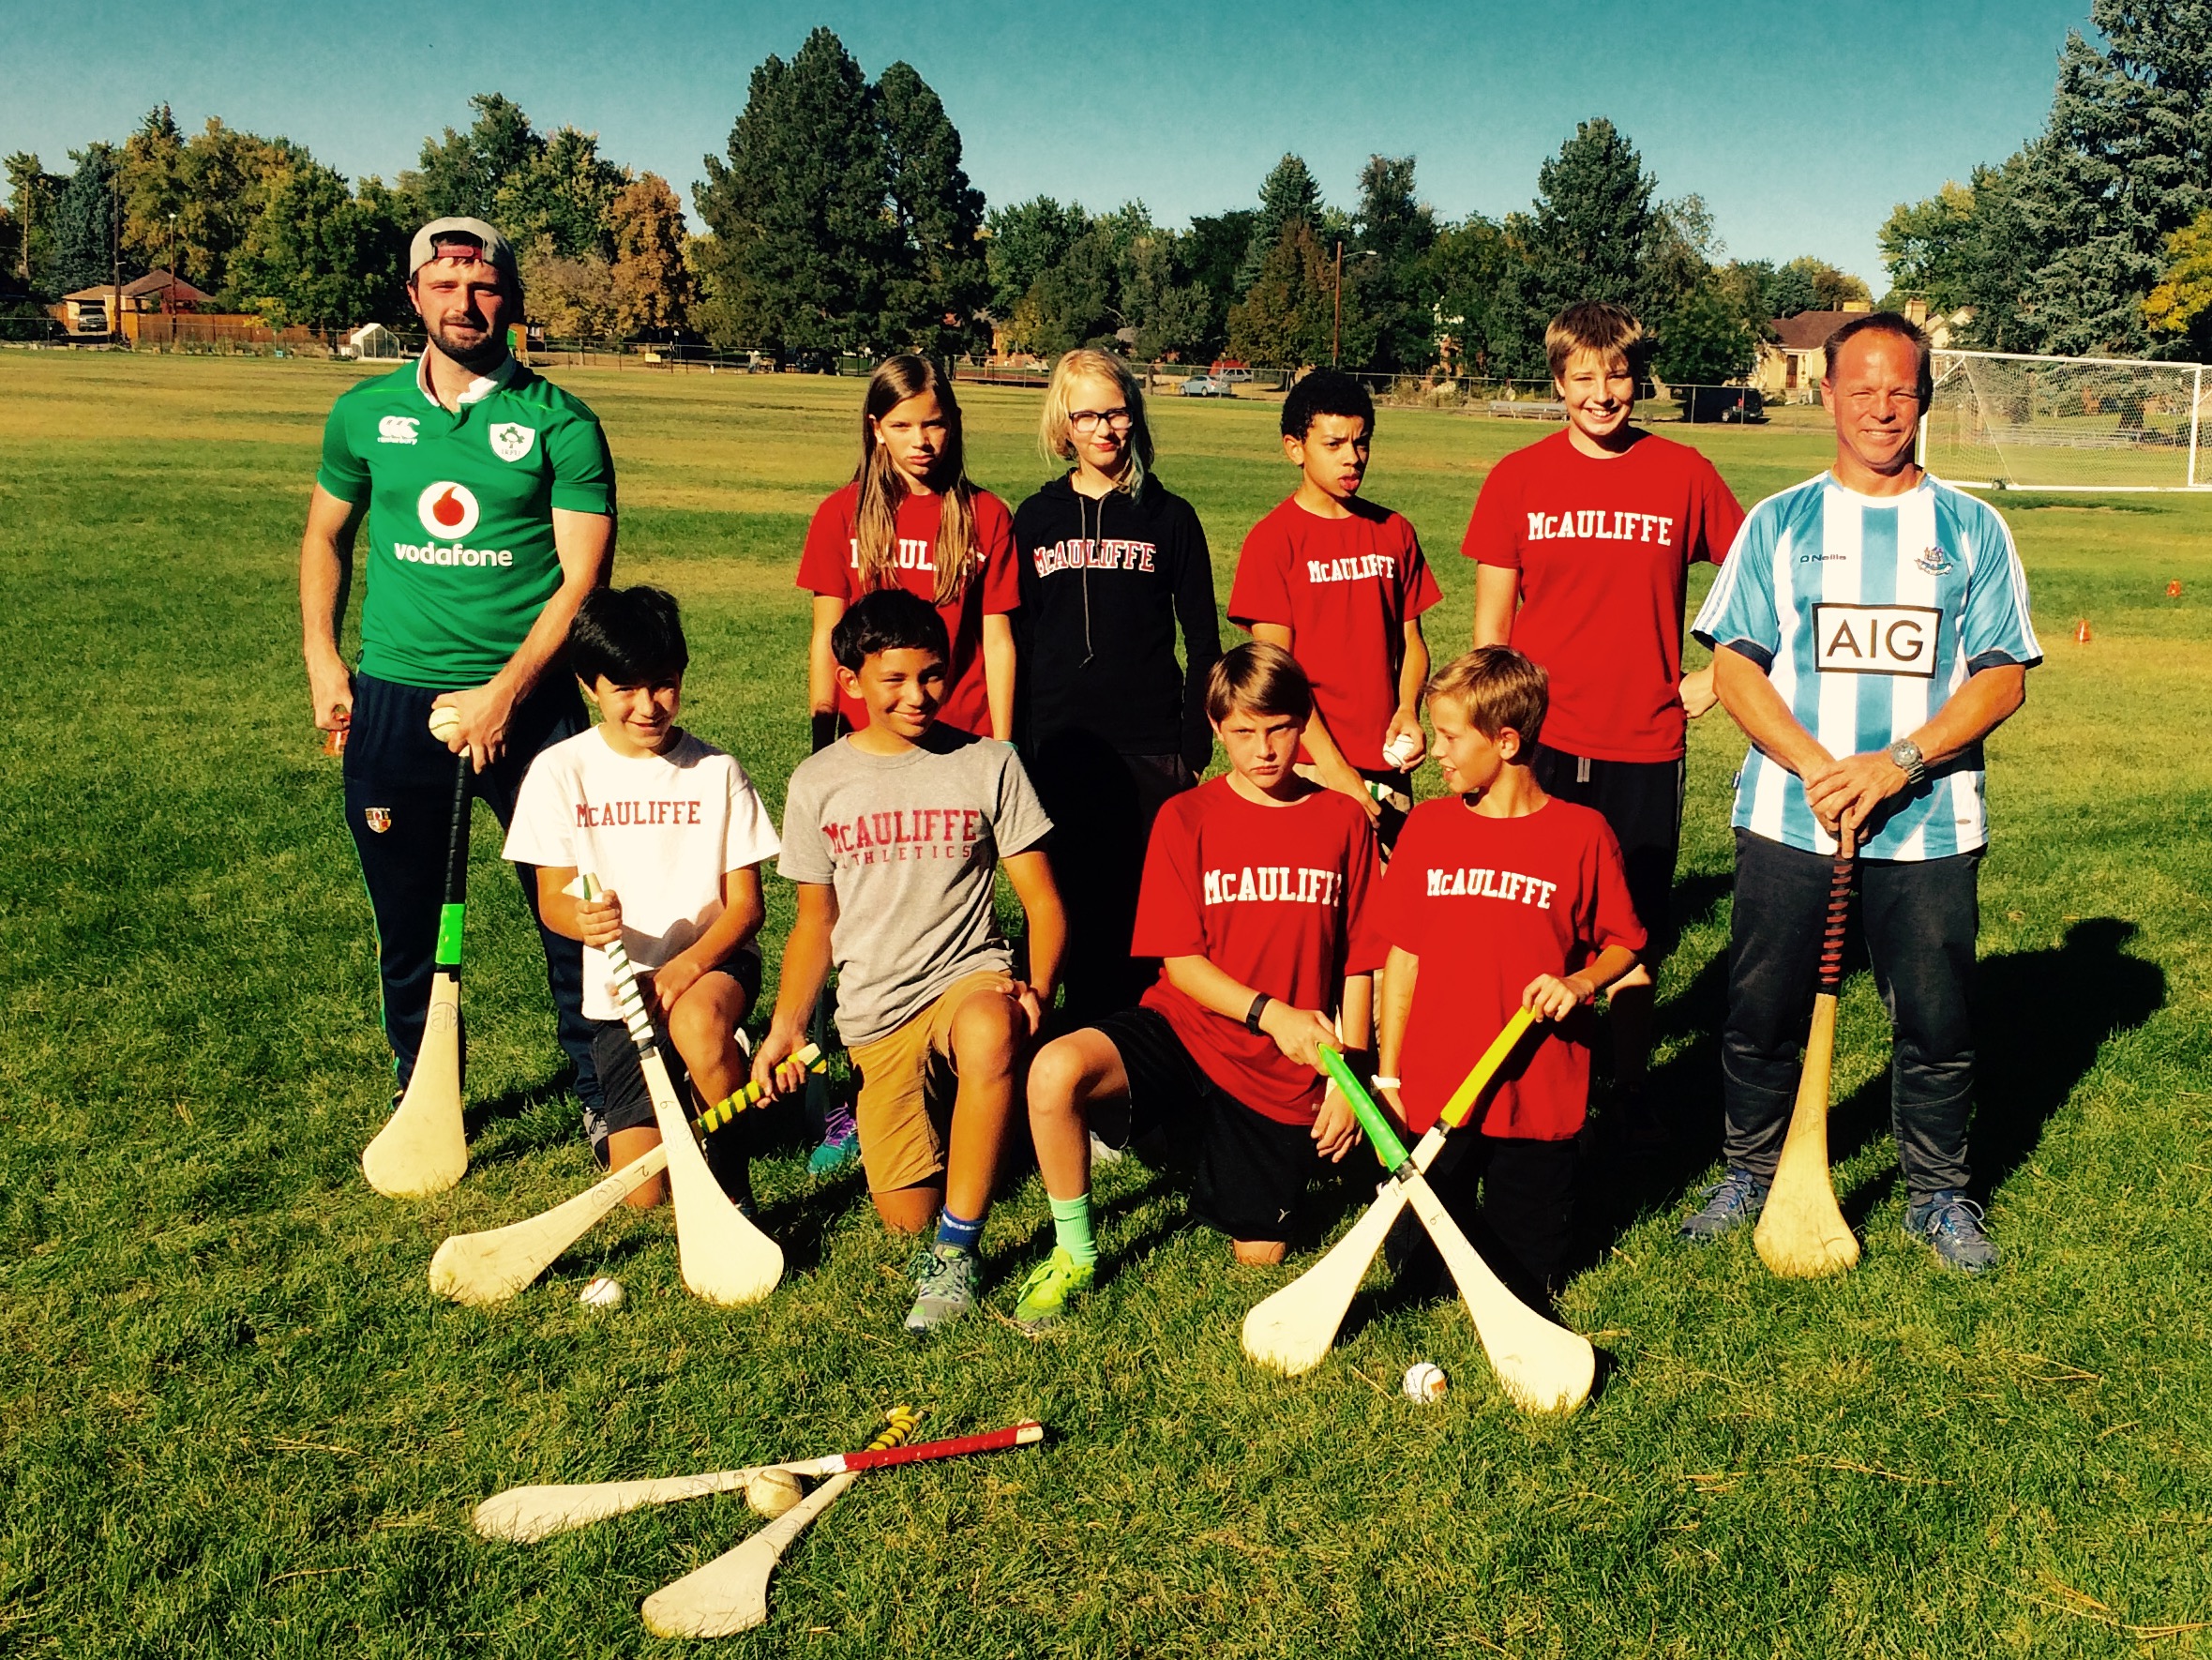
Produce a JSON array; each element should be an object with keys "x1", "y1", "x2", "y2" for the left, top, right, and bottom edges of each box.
[
  {"x1": 1679, "y1": 1168, "x2": 1769, "y2": 1242},
  {"x1": 1904, "y1": 1190, "x2": 1999, "y2": 1273},
  {"x1": 808, "y1": 1099, "x2": 861, "y2": 1178}
]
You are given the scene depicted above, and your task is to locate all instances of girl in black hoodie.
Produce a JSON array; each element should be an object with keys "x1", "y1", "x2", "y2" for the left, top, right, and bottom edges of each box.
[{"x1": 1015, "y1": 349, "x2": 1223, "y2": 1021}]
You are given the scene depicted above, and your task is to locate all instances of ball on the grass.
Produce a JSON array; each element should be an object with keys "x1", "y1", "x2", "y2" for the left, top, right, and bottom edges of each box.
[
  {"x1": 1402, "y1": 1361, "x2": 1449, "y2": 1404},
  {"x1": 746, "y1": 1468, "x2": 805, "y2": 1518},
  {"x1": 428, "y1": 704, "x2": 462, "y2": 744},
  {"x1": 579, "y1": 1275, "x2": 624, "y2": 1310}
]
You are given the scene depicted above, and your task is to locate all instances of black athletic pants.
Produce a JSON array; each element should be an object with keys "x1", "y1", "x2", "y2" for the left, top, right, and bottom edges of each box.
[
  {"x1": 1028, "y1": 729, "x2": 1194, "y2": 1024},
  {"x1": 1398, "y1": 1132, "x2": 1580, "y2": 1311},
  {"x1": 341, "y1": 672, "x2": 600, "y2": 1115},
  {"x1": 1722, "y1": 829, "x2": 1979, "y2": 1200}
]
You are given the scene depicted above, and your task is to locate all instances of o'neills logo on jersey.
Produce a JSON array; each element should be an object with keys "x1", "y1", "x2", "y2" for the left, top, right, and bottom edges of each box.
[
  {"x1": 1202, "y1": 866, "x2": 1345, "y2": 907},
  {"x1": 1304, "y1": 554, "x2": 1396, "y2": 584},
  {"x1": 1526, "y1": 509, "x2": 1675, "y2": 546},
  {"x1": 820, "y1": 807, "x2": 985, "y2": 866},
  {"x1": 398, "y1": 481, "x2": 515, "y2": 567},
  {"x1": 1424, "y1": 866, "x2": 1557, "y2": 908},
  {"x1": 1033, "y1": 537, "x2": 1157, "y2": 577},
  {"x1": 575, "y1": 800, "x2": 703, "y2": 828}
]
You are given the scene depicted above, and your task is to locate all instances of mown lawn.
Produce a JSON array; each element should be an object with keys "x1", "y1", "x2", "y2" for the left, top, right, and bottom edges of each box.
[{"x1": 2, "y1": 354, "x2": 2208, "y2": 1657}]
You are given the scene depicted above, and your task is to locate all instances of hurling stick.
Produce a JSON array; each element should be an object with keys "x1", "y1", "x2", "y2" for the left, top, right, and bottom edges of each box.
[
  {"x1": 362, "y1": 752, "x2": 473, "y2": 1198},
  {"x1": 1753, "y1": 834, "x2": 1862, "y2": 1278},
  {"x1": 1242, "y1": 1008, "x2": 1539, "y2": 1374},
  {"x1": 426, "y1": 1045, "x2": 824, "y2": 1305},
  {"x1": 1319, "y1": 1045, "x2": 1594, "y2": 1413},
  {"x1": 584, "y1": 876, "x2": 783, "y2": 1305},
  {"x1": 640, "y1": 1422, "x2": 1045, "y2": 1637}
]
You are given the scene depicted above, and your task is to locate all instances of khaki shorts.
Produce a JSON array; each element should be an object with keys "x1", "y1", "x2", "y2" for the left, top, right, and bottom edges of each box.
[{"x1": 846, "y1": 970, "x2": 1014, "y2": 1194}]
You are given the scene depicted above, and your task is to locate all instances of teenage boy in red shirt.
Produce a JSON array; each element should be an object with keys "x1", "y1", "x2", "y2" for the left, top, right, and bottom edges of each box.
[
  {"x1": 1461, "y1": 301, "x2": 1743, "y2": 1126},
  {"x1": 1373, "y1": 646, "x2": 1644, "y2": 1308},
  {"x1": 1010, "y1": 643, "x2": 1384, "y2": 1333},
  {"x1": 1230, "y1": 370, "x2": 1440, "y2": 846}
]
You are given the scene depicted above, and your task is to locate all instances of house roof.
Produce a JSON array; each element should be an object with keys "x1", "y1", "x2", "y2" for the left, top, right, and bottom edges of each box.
[
  {"x1": 1770, "y1": 309, "x2": 1863, "y2": 352},
  {"x1": 61, "y1": 270, "x2": 213, "y2": 305}
]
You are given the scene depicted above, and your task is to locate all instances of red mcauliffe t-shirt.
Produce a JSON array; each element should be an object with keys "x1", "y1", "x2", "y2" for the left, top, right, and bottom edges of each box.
[
  {"x1": 1372, "y1": 795, "x2": 1645, "y2": 1140},
  {"x1": 1133, "y1": 778, "x2": 1386, "y2": 1124},
  {"x1": 1228, "y1": 496, "x2": 1442, "y2": 771},
  {"x1": 796, "y1": 482, "x2": 1020, "y2": 737},
  {"x1": 1460, "y1": 429, "x2": 1743, "y2": 762}
]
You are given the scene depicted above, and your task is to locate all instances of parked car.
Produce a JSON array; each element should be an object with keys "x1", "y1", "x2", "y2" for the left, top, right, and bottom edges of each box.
[{"x1": 1181, "y1": 375, "x2": 1228, "y2": 397}]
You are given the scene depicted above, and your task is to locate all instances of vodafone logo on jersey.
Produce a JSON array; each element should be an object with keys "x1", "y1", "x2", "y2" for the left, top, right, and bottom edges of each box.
[
  {"x1": 396, "y1": 481, "x2": 516, "y2": 569},
  {"x1": 418, "y1": 482, "x2": 482, "y2": 539}
]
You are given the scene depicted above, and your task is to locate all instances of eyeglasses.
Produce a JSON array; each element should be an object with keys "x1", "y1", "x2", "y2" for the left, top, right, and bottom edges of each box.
[{"x1": 1069, "y1": 408, "x2": 1135, "y2": 434}]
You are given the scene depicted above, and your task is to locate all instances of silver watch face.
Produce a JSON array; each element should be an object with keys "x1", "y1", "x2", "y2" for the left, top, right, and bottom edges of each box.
[{"x1": 1889, "y1": 740, "x2": 1922, "y2": 768}]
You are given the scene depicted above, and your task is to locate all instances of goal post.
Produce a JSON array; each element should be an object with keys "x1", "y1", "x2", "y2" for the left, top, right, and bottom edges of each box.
[{"x1": 1919, "y1": 349, "x2": 2208, "y2": 491}]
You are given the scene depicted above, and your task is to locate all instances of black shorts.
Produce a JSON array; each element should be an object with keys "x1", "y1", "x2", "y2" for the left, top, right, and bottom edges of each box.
[
  {"x1": 1530, "y1": 744, "x2": 1684, "y2": 959},
  {"x1": 1090, "y1": 1005, "x2": 1321, "y2": 1244},
  {"x1": 588, "y1": 952, "x2": 763, "y2": 1139}
]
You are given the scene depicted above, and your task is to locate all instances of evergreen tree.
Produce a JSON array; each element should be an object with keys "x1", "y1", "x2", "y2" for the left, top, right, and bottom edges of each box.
[
  {"x1": 1355, "y1": 155, "x2": 1437, "y2": 370},
  {"x1": 116, "y1": 106, "x2": 187, "y2": 280},
  {"x1": 1179, "y1": 208, "x2": 1255, "y2": 357},
  {"x1": 1228, "y1": 221, "x2": 1375, "y2": 369},
  {"x1": 410, "y1": 94, "x2": 542, "y2": 223},
  {"x1": 694, "y1": 28, "x2": 895, "y2": 354},
  {"x1": 1234, "y1": 155, "x2": 1322, "y2": 292},
  {"x1": 1491, "y1": 118, "x2": 1657, "y2": 375},
  {"x1": 51, "y1": 145, "x2": 128, "y2": 297},
  {"x1": 876, "y1": 59, "x2": 987, "y2": 359}
]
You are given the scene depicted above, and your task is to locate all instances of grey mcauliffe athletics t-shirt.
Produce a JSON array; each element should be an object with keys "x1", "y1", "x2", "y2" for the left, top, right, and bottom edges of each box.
[{"x1": 777, "y1": 729, "x2": 1054, "y2": 1049}]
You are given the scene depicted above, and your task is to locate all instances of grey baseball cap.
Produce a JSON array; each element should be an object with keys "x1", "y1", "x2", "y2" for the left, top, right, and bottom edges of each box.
[{"x1": 409, "y1": 217, "x2": 519, "y2": 282}]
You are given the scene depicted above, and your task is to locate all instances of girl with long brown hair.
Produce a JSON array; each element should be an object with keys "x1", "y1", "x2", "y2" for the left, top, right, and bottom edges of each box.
[{"x1": 797, "y1": 355, "x2": 1019, "y2": 748}]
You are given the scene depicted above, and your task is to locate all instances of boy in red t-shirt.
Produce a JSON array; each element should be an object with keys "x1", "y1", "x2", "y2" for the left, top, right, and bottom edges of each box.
[
  {"x1": 1373, "y1": 646, "x2": 1644, "y2": 1309},
  {"x1": 1229, "y1": 370, "x2": 1440, "y2": 846},
  {"x1": 1010, "y1": 643, "x2": 1385, "y2": 1332},
  {"x1": 1461, "y1": 302, "x2": 1743, "y2": 1123}
]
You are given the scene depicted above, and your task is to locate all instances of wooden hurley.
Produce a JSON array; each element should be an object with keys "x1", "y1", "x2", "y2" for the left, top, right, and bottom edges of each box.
[{"x1": 1753, "y1": 831, "x2": 1862, "y2": 1278}]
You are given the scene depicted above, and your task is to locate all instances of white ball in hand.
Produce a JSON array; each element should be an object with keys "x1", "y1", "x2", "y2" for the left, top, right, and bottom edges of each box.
[
  {"x1": 429, "y1": 704, "x2": 463, "y2": 744},
  {"x1": 1383, "y1": 731, "x2": 1423, "y2": 770}
]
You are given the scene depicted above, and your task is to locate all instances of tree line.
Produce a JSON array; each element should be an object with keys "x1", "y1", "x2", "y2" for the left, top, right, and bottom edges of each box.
[{"x1": 1877, "y1": 0, "x2": 2212, "y2": 360}]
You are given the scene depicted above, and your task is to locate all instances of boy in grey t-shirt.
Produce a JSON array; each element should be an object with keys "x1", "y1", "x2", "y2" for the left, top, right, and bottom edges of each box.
[{"x1": 755, "y1": 590, "x2": 1066, "y2": 1335}]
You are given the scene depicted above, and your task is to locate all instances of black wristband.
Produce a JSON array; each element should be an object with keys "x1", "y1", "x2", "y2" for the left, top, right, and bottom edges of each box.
[
  {"x1": 810, "y1": 712, "x2": 839, "y2": 754},
  {"x1": 1244, "y1": 992, "x2": 1272, "y2": 1034}
]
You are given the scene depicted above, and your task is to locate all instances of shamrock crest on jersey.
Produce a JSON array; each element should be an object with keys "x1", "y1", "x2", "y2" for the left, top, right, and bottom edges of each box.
[{"x1": 489, "y1": 422, "x2": 536, "y2": 463}]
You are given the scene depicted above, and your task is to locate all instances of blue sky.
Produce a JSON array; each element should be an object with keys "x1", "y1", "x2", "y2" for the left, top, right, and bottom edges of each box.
[{"x1": 2, "y1": 0, "x2": 2091, "y2": 286}]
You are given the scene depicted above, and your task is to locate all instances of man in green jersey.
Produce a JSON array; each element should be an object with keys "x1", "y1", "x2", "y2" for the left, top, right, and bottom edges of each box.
[{"x1": 299, "y1": 217, "x2": 617, "y2": 1139}]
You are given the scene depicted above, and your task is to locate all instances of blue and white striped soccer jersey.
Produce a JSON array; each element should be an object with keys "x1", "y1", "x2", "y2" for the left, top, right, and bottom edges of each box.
[{"x1": 1692, "y1": 473, "x2": 2039, "y2": 861}]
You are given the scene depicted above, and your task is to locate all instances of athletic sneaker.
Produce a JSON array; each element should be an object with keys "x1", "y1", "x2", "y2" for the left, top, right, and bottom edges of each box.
[
  {"x1": 1088, "y1": 1130, "x2": 1126, "y2": 1169},
  {"x1": 1904, "y1": 1190, "x2": 2000, "y2": 1273},
  {"x1": 902, "y1": 1243, "x2": 979, "y2": 1336},
  {"x1": 807, "y1": 1099, "x2": 861, "y2": 1178},
  {"x1": 1011, "y1": 1247, "x2": 1095, "y2": 1335},
  {"x1": 1678, "y1": 1168, "x2": 1770, "y2": 1242}
]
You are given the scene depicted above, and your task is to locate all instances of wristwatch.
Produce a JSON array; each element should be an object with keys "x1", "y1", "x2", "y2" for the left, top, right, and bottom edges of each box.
[
  {"x1": 1245, "y1": 993, "x2": 1273, "y2": 1034},
  {"x1": 1887, "y1": 737, "x2": 1927, "y2": 790}
]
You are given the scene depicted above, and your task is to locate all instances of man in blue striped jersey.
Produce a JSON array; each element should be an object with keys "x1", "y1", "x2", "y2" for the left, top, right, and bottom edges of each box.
[{"x1": 1682, "y1": 312, "x2": 2040, "y2": 1271}]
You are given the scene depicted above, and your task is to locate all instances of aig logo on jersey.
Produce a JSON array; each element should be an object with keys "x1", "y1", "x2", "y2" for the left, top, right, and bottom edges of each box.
[
  {"x1": 489, "y1": 422, "x2": 536, "y2": 463},
  {"x1": 417, "y1": 482, "x2": 482, "y2": 539},
  {"x1": 1813, "y1": 602, "x2": 1940, "y2": 679},
  {"x1": 377, "y1": 415, "x2": 419, "y2": 445}
]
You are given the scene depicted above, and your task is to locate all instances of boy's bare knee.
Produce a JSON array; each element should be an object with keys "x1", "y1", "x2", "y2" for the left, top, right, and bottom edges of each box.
[
  {"x1": 873, "y1": 1184, "x2": 942, "y2": 1234},
  {"x1": 1233, "y1": 1238, "x2": 1288, "y2": 1266},
  {"x1": 950, "y1": 991, "x2": 1021, "y2": 1074},
  {"x1": 1027, "y1": 1038, "x2": 1088, "y2": 1118}
]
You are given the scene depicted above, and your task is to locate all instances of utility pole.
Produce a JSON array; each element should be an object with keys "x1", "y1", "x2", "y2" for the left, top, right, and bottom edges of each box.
[
  {"x1": 1332, "y1": 239, "x2": 1343, "y2": 368},
  {"x1": 109, "y1": 163, "x2": 123, "y2": 347}
]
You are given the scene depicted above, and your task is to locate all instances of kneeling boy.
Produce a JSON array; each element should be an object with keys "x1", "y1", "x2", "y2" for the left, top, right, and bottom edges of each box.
[
  {"x1": 1372, "y1": 647, "x2": 1644, "y2": 1308},
  {"x1": 753, "y1": 589, "x2": 1066, "y2": 1336},
  {"x1": 1015, "y1": 643, "x2": 1384, "y2": 1332},
  {"x1": 504, "y1": 586, "x2": 782, "y2": 1208}
]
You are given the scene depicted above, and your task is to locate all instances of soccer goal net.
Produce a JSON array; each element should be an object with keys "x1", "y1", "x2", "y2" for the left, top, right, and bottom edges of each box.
[{"x1": 1920, "y1": 349, "x2": 2208, "y2": 490}]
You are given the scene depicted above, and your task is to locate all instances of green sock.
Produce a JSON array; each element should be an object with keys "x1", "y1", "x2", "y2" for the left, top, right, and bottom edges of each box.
[{"x1": 1049, "y1": 1192, "x2": 1098, "y2": 1268}]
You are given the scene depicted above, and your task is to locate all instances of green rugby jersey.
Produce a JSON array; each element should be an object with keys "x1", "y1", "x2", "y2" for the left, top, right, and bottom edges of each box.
[{"x1": 317, "y1": 355, "x2": 616, "y2": 688}]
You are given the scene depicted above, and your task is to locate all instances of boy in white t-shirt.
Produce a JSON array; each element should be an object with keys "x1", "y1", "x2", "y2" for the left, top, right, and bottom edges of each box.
[{"x1": 503, "y1": 586, "x2": 781, "y2": 1207}]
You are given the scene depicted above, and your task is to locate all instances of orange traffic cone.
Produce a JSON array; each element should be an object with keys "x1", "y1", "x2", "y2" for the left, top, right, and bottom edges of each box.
[
  {"x1": 2074, "y1": 618, "x2": 2093, "y2": 642},
  {"x1": 2169, "y1": 581, "x2": 2183, "y2": 598}
]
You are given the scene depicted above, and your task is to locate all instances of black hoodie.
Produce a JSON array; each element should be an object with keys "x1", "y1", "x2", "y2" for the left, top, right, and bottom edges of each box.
[{"x1": 1013, "y1": 474, "x2": 1222, "y2": 771}]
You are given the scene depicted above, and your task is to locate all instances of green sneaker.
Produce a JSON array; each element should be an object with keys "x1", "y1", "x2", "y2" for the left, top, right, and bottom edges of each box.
[
  {"x1": 1012, "y1": 1246, "x2": 1095, "y2": 1335},
  {"x1": 902, "y1": 1243, "x2": 979, "y2": 1336}
]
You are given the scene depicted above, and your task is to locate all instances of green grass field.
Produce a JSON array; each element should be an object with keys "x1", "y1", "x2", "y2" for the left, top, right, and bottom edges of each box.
[{"x1": 4, "y1": 355, "x2": 2209, "y2": 1657}]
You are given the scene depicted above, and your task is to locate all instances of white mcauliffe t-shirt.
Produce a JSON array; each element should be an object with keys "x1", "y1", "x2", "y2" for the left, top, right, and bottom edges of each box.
[{"x1": 503, "y1": 726, "x2": 780, "y2": 1021}]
